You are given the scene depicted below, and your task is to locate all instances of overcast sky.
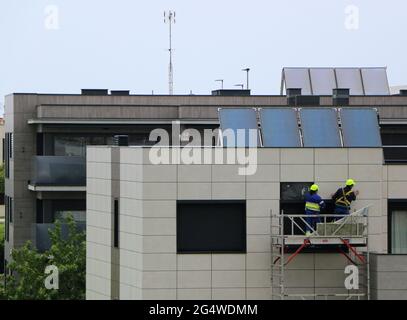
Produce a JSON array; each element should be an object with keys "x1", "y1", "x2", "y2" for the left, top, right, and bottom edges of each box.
[{"x1": 1, "y1": 0, "x2": 406, "y2": 112}]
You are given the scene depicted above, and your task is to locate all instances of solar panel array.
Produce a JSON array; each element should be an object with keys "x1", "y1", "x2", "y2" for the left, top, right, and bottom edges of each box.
[
  {"x1": 282, "y1": 67, "x2": 390, "y2": 96},
  {"x1": 218, "y1": 107, "x2": 382, "y2": 148}
]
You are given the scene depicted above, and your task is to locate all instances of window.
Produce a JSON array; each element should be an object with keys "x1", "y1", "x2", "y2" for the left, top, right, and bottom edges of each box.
[
  {"x1": 36, "y1": 199, "x2": 86, "y2": 223},
  {"x1": 280, "y1": 182, "x2": 335, "y2": 235},
  {"x1": 9, "y1": 197, "x2": 13, "y2": 223},
  {"x1": 177, "y1": 200, "x2": 246, "y2": 253},
  {"x1": 5, "y1": 196, "x2": 9, "y2": 242},
  {"x1": 5, "y1": 133, "x2": 10, "y2": 178},
  {"x1": 281, "y1": 182, "x2": 313, "y2": 202},
  {"x1": 381, "y1": 125, "x2": 407, "y2": 163},
  {"x1": 55, "y1": 210, "x2": 86, "y2": 223},
  {"x1": 114, "y1": 199, "x2": 119, "y2": 248},
  {"x1": 389, "y1": 201, "x2": 407, "y2": 254},
  {"x1": 9, "y1": 133, "x2": 13, "y2": 159}
]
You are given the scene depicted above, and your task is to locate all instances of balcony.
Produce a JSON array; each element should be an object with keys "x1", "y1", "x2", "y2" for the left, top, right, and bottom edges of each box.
[
  {"x1": 29, "y1": 156, "x2": 86, "y2": 191},
  {"x1": 35, "y1": 223, "x2": 86, "y2": 252}
]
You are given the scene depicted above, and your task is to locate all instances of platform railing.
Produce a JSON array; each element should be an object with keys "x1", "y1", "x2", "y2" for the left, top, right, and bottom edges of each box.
[{"x1": 274, "y1": 206, "x2": 369, "y2": 238}]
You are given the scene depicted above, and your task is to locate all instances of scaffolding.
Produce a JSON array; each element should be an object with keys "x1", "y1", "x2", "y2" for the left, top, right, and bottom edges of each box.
[{"x1": 271, "y1": 206, "x2": 370, "y2": 300}]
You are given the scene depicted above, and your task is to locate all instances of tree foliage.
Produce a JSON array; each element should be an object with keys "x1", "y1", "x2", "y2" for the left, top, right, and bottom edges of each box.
[{"x1": 0, "y1": 215, "x2": 85, "y2": 300}]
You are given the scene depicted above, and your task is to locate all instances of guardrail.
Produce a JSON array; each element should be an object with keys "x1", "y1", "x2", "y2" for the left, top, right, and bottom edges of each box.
[{"x1": 31, "y1": 156, "x2": 86, "y2": 186}]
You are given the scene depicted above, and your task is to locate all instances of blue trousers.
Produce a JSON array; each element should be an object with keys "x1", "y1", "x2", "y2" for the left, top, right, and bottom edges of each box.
[
  {"x1": 334, "y1": 205, "x2": 350, "y2": 215},
  {"x1": 305, "y1": 209, "x2": 320, "y2": 232}
]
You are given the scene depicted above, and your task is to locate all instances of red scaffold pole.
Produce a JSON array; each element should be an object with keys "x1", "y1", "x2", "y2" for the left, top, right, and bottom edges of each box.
[
  {"x1": 340, "y1": 238, "x2": 366, "y2": 264},
  {"x1": 284, "y1": 239, "x2": 311, "y2": 266}
]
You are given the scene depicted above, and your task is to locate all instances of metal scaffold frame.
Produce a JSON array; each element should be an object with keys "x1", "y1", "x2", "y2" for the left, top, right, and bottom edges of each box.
[{"x1": 271, "y1": 206, "x2": 371, "y2": 300}]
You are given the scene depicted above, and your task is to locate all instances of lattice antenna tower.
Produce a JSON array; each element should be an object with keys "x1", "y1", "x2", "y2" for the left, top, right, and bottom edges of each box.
[{"x1": 164, "y1": 10, "x2": 176, "y2": 95}]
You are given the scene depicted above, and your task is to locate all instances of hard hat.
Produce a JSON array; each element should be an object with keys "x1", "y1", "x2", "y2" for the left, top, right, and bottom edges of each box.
[
  {"x1": 346, "y1": 179, "x2": 355, "y2": 186},
  {"x1": 310, "y1": 184, "x2": 319, "y2": 191}
]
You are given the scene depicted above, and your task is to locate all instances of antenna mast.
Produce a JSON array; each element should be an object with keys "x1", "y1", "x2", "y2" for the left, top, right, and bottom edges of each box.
[{"x1": 164, "y1": 10, "x2": 176, "y2": 95}]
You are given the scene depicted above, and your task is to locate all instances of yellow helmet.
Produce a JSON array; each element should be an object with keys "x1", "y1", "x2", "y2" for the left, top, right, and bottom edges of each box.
[
  {"x1": 310, "y1": 184, "x2": 319, "y2": 191},
  {"x1": 346, "y1": 179, "x2": 355, "y2": 186}
]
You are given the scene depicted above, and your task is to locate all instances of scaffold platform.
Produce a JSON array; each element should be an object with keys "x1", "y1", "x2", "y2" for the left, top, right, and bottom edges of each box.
[{"x1": 271, "y1": 206, "x2": 370, "y2": 300}]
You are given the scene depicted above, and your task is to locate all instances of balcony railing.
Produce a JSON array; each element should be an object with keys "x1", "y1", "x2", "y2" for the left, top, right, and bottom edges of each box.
[
  {"x1": 35, "y1": 222, "x2": 86, "y2": 252},
  {"x1": 31, "y1": 156, "x2": 86, "y2": 186}
]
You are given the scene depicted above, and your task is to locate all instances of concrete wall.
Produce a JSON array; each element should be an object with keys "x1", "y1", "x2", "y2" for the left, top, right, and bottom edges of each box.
[
  {"x1": 371, "y1": 254, "x2": 407, "y2": 299},
  {"x1": 86, "y1": 146, "x2": 385, "y2": 300},
  {"x1": 4, "y1": 94, "x2": 38, "y2": 263}
]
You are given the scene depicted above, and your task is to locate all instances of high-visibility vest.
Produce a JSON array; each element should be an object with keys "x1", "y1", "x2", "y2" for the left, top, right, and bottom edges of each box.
[
  {"x1": 305, "y1": 201, "x2": 320, "y2": 212},
  {"x1": 335, "y1": 188, "x2": 353, "y2": 207}
]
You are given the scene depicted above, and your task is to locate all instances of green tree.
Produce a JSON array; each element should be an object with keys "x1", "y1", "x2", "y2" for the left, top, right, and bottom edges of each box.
[
  {"x1": 0, "y1": 215, "x2": 85, "y2": 300},
  {"x1": 47, "y1": 215, "x2": 86, "y2": 300}
]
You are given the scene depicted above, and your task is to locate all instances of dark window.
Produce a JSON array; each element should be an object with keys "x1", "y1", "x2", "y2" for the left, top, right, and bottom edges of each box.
[
  {"x1": 37, "y1": 199, "x2": 86, "y2": 223},
  {"x1": 388, "y1": 200, "x2": 407, "y2": 254},
  {"x1": 281, "y1": 182, "x2": 313, "y2": 202},
  {"x1": 381, "y1": 125, "x2": 407, "y2": 163},
  {"x1": 177, "y1": 200, "x2": 246, "y2": 253},
  {"x1": 280, "y1": 182, "x2": 335, "y2": 235},
  {"x1": 5, "y1": 133, "x2": 9, "y2": 178},
  {"x1": 9, "y1": 133, "x2": 13, "y2": 159},
  {"x1": 5, "y1": 196, "x2": 9, "y2": 242},
  {"x1": 9, "y1": 197, "x2": 13, "y2": 223},
  {"x1": 114, "y1": 199, "x2": 119, "y2": 248},
  {"x1": 36, "y1": 133, "x2": 44, "y2": 156},
  {"x1": 36, "y1": 199, "x2": 44, "y2": 223}
]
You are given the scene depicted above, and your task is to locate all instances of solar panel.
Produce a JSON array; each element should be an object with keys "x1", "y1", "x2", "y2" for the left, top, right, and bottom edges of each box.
[
  {"x1": 300, "y1": 108, "x2": 342, "y2": 147},
  {"x1": 361, "y1": 68, "x2": 390, "y2": 95},
  {"x1": 259, "y1": 108, "x2": 301, "y2": 147},
  {"x1": 340, "y1": 108, "x2": 382, "y2": 147},
  {"x1": 283, "y1": 68, "x2": 312, "y2": 95},
  {"x1": 218, "y1": 108, "x2": 259, "y2": 147},
  {"x1": 309, "y1": 68, "x2": 337, "y2": 95},
  {"x1": 335, "y1": 68, "x2": 364, "y2": 95}
]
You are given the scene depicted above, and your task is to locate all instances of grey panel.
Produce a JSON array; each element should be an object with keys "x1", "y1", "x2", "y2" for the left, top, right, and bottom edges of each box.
[
  {"x1": 361, "y1": 68, "x2": 390, "y2": 95},
  {"x1": 300, "y1": 108, "x2": 341, "y2": 147},
  {"x1": 259, "y1": 108, "x2": 301, "y2": 147},
  {"x1": 283, "y1": 68, "x2": 312, "y2": 95},
  {"x1": 218, "y1": 108, "x2": 259, "y2": 147},
  {"x1": 335, "y1": 68, "x2": 364, "y2": 95},
  {"x1": 309, "y1": 68, "x2": 337, "y2": 95},
  {"x1": 340, "y1": 108, "x2": 382, "y2": 147}
]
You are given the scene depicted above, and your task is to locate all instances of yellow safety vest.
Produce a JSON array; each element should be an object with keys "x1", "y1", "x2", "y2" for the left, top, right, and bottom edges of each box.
[
  {"x1": 335, "y1": 188, "x2": 353, "y2": 207},
  {"x1": 305, "y1": 202, "x2": 320, "y2": 212}
]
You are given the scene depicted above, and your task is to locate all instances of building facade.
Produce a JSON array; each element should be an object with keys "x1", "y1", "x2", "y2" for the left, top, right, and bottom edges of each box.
[
  {"x1": 3, "y1": 79, "x2": 407, "y2": 298},
  {"x1": 85, "y1": 143, "x2": 407, "y2": 300}
]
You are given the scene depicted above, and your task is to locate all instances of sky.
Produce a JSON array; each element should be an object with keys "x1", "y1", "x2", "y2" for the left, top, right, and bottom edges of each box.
[{"x1": 0, "y1": 0, "x2": 407, "y2": 113}]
